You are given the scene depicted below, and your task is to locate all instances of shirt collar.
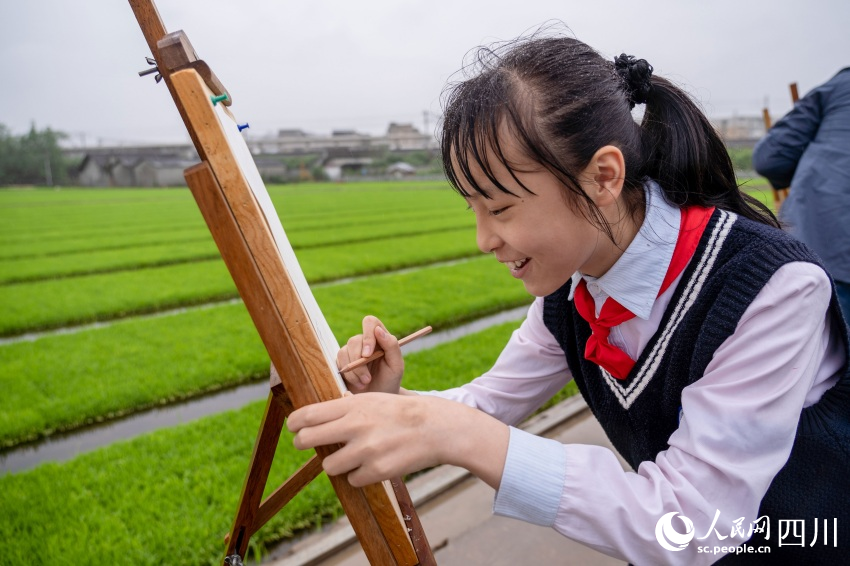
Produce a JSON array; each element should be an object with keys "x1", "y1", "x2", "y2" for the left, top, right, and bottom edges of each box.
[{"x1": 568, "y1": 180, "x2": 681, "y2": 320}]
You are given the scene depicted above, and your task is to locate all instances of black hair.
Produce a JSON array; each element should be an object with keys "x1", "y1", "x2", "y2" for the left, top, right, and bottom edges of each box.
[{"x1": 440, "y1": 31, "x2": 779, "y2": 240}]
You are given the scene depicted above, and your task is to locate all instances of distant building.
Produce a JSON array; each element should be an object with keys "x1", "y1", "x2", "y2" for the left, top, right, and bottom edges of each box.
[
  {"x1": 65, "y1": 121, "x2": 439, "y2": 187},
  {"x1": 712, "y1": 115, "x2": 766, "y2": 148},
  {"x1": 76, "y1": 149, "x2": 197, "y2": 187},
  {"x1": 249, "y1": 123, "x2": 436, "y2": 155},
  {"x1": 387, "y1": 162, "x2": 416, "y2": 178},
  {"x1": 384, "y1": 123, "x2": 431, "y2": 151}
]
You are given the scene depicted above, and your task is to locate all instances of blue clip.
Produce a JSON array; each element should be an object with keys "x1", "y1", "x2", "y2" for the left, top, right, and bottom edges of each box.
[{"x1": 237, "y1": 123, "x2": 250, "y2": 132}]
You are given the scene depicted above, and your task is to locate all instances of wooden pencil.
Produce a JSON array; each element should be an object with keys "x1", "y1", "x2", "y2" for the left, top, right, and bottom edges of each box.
[{"x1": 338, "y1": 326, "x2": 433, "y2": 374}]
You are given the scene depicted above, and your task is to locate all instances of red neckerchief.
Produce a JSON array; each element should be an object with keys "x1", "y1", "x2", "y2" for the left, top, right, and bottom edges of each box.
[{"x1": 573, "y1": 206, "x2": 715, "y2": 379}]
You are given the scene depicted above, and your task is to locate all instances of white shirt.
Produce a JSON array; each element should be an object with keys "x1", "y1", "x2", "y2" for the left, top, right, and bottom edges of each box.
[{"x1": 425, "y1": 185, "x2": 845, "y2": 565}]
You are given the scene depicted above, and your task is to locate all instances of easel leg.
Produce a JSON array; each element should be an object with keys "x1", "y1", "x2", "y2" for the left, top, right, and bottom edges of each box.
[
  {"x1": 392, "y1": 477, "x2": 437, "y2": 565},
  {"x1": 225, "y1": 391, "x2": 288, "y2": 558},
  {"x1": 226, "y1": 380, "x2": 434, "y2": 565}
]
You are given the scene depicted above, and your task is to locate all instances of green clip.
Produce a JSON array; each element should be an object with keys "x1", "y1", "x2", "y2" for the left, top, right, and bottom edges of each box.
[{"x1": 211, "y1": 93, "x2": 229, "y2": 106}]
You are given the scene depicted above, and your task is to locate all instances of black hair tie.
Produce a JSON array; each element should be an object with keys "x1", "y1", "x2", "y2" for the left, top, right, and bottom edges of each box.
[{"x1": 614, "y1": 53, "x2": 653, "y2": 109}]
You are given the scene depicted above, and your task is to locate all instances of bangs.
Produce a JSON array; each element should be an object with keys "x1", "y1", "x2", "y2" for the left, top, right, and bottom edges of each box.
[
  {"x1": 439, "y1": 34, "x2": 596, "y2": 212},
  {"x1": 441, "y1": 71, "x2": 538, "y2": 200}
]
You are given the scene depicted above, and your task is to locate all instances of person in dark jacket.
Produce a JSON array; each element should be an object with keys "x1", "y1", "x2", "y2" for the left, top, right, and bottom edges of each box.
[{"x1": 753, "y1": 67, "x2": 850, "y2": 324}]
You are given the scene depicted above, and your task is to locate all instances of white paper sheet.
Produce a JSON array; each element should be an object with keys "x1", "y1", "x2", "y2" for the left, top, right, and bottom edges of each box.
[{"x1": 213, "y1": 102, "x2": 345, "y2": 392}]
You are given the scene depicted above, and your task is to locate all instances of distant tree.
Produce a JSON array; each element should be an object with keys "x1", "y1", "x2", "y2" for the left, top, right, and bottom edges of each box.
[
  {"x1": 399, "y1": 150, "x2": 438, "y2": 167},
  {"x1": 0, "y1": 123, "x2": 71, "y2": 186},
  {"x1": 356, "y1": 148, "x2": 442, "y2": 178},
  {"x1": 0, "y1": 124, "x2": 17, "y2": 184},
  {"x1": 727, "y1": 146, "x2": 754, "y2": 173}
]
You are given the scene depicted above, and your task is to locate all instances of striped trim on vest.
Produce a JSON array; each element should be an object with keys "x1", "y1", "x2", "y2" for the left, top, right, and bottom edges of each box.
[{"x1": 601, "y1": 210, "x2": 736, "y2": 409}]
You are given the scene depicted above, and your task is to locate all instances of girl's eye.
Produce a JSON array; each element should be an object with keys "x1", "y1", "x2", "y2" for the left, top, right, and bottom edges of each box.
[{"x1": 490, "y1": 207, "x2": 508, "y2": 216}]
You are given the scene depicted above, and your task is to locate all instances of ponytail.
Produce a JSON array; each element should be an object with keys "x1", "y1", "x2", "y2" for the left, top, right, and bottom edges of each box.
[{"x1": 640, "y1": 76, "x2": 779, "y2": 227}]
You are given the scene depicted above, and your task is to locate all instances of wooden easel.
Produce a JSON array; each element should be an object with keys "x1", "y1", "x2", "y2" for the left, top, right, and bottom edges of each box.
[
  {"x1": 761, "y1": 82, "x2": 800, "y2": 211},
  {"x1": 127, "y1": 2, "x2": 435, "y2": 564}
]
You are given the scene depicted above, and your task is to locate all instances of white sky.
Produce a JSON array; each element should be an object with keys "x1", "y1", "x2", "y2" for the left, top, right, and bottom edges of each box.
[{"x1": 1, "y1": 0, "x2": 848, "y2": 147}]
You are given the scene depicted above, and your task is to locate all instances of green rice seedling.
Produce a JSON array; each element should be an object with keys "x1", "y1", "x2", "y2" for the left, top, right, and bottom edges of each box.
[
  {"x1": 0, "y1": 214, "x2": 473, "y2": 282},
  {"x1": 0, "y1": 223, "x2": 484, "y2": 336},
  {"x1": 0, "y1": 226, "x2": 212, "y2": 262},
  {"x1": 0, "y1": 209, "x2": 471, "y2": 278},
  {"x1": 268, "y1": 180, "x2": 459, "y2": 224},
  {"x1": 0, "y1": 181, "x2": 459, "y2": 243},
  {"x1": 0, "y1": 260, "x2": 237, "y2": 337},
  {"x1": 0, "y1": 239, "x2": 221, "y2": 284},
  {"x1": 0, "y1": 321, "x2": 545, "y2": 565},
  {"x1": 318, "y1": 256, "x2": 531, "y2": 341},
  {"x1": 0, "y1": 401, "x2": 315, "y2": 565},
  {"x1": 0, "y1": 303, "x2": 266, "y2": 447},
  {"x1": 296, "y1": 227, "x2": 477, "y2": 282},
  {"x1": 0, "y1": 181, "x2": 466, "y2": 261},
  {"x1": 275, "y1": 202, "x2": 462, "y2": 232},
  {"x1": 0, "y1": 256, "x2": 531, "y2": 446},
  {"x1": 0, "y1": 206, "x2": 467, "y2": 262},
  {"x1": 286, "y1": 212, "x2": 473, "y2": 249},
  {"x1": 739, "y1": 177, "x2": 776, "y2": 212},
  {"x1": 0, "y1": 190, "x2": 203, "y2": 246}
]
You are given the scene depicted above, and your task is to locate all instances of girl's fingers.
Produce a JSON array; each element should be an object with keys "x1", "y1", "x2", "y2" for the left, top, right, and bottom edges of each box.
[
  {"x1": 321, "y1": 443, "x2": 360, "y2": 478},
  {"x1": 360, "y1": 315, "x2": 385, "y2": 358},
  {"x1": 338, "y1": 335, "x2": 372, "y2": 389},
  {"x1": 287, "y1": 396, "x2": 349, "y2": 435},
  {"x1": 319, "y1": 442, "x2": 379, "y2": 486},
  {"x1": 289, "y1": 394, "x2": 473, "y2": 487},
  {"x1": 335, "y1": 316, "x2": 403, "y2": 395},
  {"x1": 292, "y1": 394, "x2": 406, "y2": 485},
  {"x1": 339, "y1": 335, "x2": 363, "y2": 368},
  {"x1": 374, "y1": 326, "x2": 402, "y2": 369}
]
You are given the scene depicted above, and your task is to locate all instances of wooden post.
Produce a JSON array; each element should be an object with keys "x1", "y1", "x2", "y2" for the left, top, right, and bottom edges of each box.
[{"x1": 761, "y1": 82, "x2": 799, "y2": 211}]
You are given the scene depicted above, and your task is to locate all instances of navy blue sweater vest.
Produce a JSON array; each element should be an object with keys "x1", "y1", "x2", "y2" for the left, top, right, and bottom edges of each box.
[{"x1": 542, "y1": 210, "x2": 850, "y2": 563}]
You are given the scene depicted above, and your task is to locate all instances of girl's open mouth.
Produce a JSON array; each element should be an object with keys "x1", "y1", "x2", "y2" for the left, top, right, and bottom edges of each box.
[{"x1": 505, "y1": 258, "x2": 530, "y2": 277}]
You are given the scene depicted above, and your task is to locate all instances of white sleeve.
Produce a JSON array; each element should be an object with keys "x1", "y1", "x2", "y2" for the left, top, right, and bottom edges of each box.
[
  {"x1": 422, "y1": 297, "x2": 572, "y2": 426},
  {"x1": 494, "y1": 262, "x2": 840, "y2": 565}
]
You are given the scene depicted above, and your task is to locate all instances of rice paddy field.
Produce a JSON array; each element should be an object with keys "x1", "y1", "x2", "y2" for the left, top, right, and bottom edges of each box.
[
  {"x1": 0, "y1": 180, "x2": 548, "y2": 564},
  {"x1": 0, "y1": 177, "x2": 774, "y2": 565}
]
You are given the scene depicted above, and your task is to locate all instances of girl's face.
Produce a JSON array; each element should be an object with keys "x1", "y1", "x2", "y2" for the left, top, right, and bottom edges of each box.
[{"x1": 458, "y1": 138, "x2": 610, "y2": 297}]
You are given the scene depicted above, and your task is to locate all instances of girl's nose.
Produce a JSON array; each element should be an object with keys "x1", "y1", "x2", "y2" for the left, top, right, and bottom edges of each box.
[{"x1": 476, "y1": 221, "x2": 502, "y2": 254}]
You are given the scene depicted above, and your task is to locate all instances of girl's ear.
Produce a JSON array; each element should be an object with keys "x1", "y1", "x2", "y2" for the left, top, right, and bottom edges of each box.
[{"x1": 581, "y1": 145, "x2": 626, "y2": 207}]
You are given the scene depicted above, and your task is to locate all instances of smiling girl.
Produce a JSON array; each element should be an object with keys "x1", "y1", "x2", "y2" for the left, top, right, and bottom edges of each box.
[{"x1": 287, "y1": 34, "x2": 850, "y2": 564}]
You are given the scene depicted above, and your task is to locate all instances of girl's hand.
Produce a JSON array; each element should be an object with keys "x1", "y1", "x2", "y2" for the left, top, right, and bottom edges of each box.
[
  {"x1": 337, "y1": 316, "x2": 404, "y2": 394},
  {"x1": 287, "y1": 393, "x2": 509, "y2": 489}
]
